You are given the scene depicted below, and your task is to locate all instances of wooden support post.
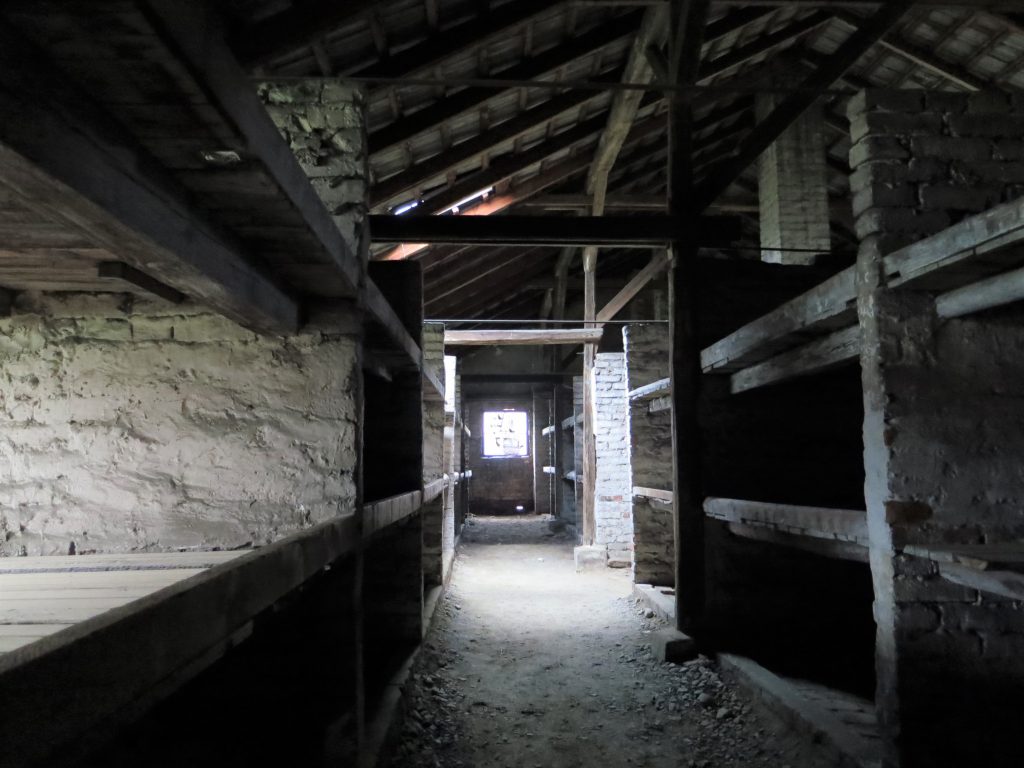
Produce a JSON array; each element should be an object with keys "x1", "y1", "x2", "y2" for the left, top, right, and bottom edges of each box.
[
  {"x1": 669, "y1": 0, "x2": 712, "y2": 633},
  {"x1": 581, "y1": 247, "x2": 598, "y2": 545}
]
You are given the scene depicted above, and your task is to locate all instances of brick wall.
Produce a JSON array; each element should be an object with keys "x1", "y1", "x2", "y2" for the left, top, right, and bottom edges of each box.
[
  {"x1": 623, "y1": 324, "x2": 674, "y2": 585},
  {"x1": 756, "y1": 78, "x2": 831, "y2": 265},
  {"x1": 0, "y1": 293, "x2": 359, "y2": 555},
  {"x1": 850, "y1": 88, "x2": 1024, "y2": 767},
  {"x1": 593, "y1": 353, "x2": 632, "y2": 565}
]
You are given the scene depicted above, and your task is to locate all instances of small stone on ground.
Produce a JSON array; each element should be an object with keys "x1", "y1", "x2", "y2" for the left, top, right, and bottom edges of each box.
[{"x1": 385, "y1": 515, "x2": 835, "y2": 768}]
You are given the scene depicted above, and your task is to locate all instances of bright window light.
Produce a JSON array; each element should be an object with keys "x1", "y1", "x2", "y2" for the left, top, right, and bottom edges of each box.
[
  {"x1": 445, "y1": 186, "x2": 494, "y2": 215},
  {"x1": 482, "y1": 410, "x2": 528, "y2": 457},
  {"x1": 392, "y1": 199, "x2": 420, "y2": 215}
]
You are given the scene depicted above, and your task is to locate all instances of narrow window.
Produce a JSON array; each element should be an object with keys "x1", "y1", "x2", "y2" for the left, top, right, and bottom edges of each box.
[{"x1": 482, "y1": 410, "x2": 529, "y2": 458}]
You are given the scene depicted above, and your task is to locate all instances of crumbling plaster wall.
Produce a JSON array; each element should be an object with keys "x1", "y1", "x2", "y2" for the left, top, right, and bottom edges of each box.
[
  {"x1": 0, "y1": 293, "x2": 360, "y2": 556},
  {"x1": 850, "y1": 88, "x2": 1024, "y2": 767}
]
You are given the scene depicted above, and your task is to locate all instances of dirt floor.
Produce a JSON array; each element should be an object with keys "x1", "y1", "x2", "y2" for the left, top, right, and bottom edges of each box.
[{"x1": 386, "y1": 515, "x2": 836, "y2": 768}]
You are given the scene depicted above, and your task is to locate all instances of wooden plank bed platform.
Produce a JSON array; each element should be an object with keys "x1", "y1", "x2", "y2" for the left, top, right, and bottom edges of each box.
[{"x1": 0, "y1": 551, "x2": 245, "y2": 657}]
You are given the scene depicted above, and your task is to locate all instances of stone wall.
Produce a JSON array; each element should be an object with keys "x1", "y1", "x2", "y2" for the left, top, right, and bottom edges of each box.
[
  {"x1": 850, "y1": 88, "x2": 1024, "y2": 767},
  {"x1": 623, "y1": 324, "x2": 674, "y2": 586},
  {"x1": 259, "y1": 80, "x2": 368, "y2": 262},
  {"x1": 0, "y1": 292, "x2": 359, "y2": 556},
  {"x1": 593, "y1": 353, "x2": 632, "y2": 566}
]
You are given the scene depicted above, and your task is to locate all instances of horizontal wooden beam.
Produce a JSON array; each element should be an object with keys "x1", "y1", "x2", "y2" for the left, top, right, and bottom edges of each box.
[
  {"x1": 729, "y1": 325, "x2": 860, "y2": 394},
  {"x1": 369, "y1": 215, "x2": 740, "y2": 248},
  {"x1": 633, "y1": 486, "x2": 674, "y2": 502},
  {"x1": 704, "y1": 497, "x2": 868, "y2": 545},
  {"x1": 231, "y1": 0, "x2": 377, "y2": 68},
  {"x1": 935, "y1": 264, "x2": 1024, "y2": 319},
  {"x1": 629, "y1": 377, "x2": 671, "y2": 401},
  {"x1": 0, "y1": 20, "x2": 299, "y2": 334},
  {"x1": 145, "y1": 2, "x2": 363, "y2": 295},
  {"x1": 97, "y1": 262, "x2": 185, "y2": 304},
  {"x1": 726, "y1": 523, "x2": 869, "y2": 563},
  {"x1": 939, "y1": 562, "x2": 1024, "y2": 601},
  {"x1": 0, "y1": 513, "x2": 359, "y2": 767},
  {"x1": 460, "y1": 373, "x2": 575, "y2": 383},
  {"x1": 363, "y1": 490, "x2": 423, "y2": 537},
  {"x1": 520, "y1": 193, "x2": 666, "y2": 211},
  {"x1": 700, "y1": 266, "x2": 857, "y2": 373},
  {"x1": 444, "y1": 328, "x2": 604, "y2": 346}
]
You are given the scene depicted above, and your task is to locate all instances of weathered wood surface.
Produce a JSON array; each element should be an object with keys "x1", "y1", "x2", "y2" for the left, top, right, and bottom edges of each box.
[
  {"x1": 633, "y1": 486, "x2": 674, "y2": 502},
  {"x1": 935, "y1": 261, "x2": 1024, "y2": 319},
  {"x1": 423, "y1": 477, "x2": 445, "y2": 504},
  {"x1": 0, "y1": 512, "x2": 359, "y2": 767},
  {"x1": 371, "y1": 214, "x2": 682, "y2": 248},
  {"x1": 903, "y1": 543, "x2": 1024, "y2": 572},
  {"x1": 363, "y1": 490, "x2": 423, "y2": 537},
  {"x1": 704, "y1": 497, "x2": 868, "y2": 544},
  {"x1": 0, "y1": 19, "x2": 300, "y2": 333},
  {"x1": 0, "y1": 551, "x2": 243, "y2": 574},
  {"x1": 444, "y1": 328, "x2": 604, "y2": 346},
  {"x1": 96, "y1": 261, "x2": 185, "y2": 304},
  {"x1": 938, "y1": 562, "x2": 1024, "y2": 601},
  {"x1": 700, "y1": 266, "x2": 857, "y2": 374},
  {"x1": 629, "y1": 377, "x2": 671, "y2": 401},
  {"x1": 725, "y1": 523, "x2": 870, "y2": 563},
  {"x1": 886, "y1": 195, "x2": 1024, "y2": 291},
  {"x1": 145, "y1": 1, "x2": 363, "y2": 295},
  {"x1": 596, "y1": 249, "x2": 672, "y2": 322},
  {"x1": 730, "y1": 325, "x2": 860, "y2": 394},
  {"x1": 648, "y1": 395, "x2": 672, "y2": 414}
]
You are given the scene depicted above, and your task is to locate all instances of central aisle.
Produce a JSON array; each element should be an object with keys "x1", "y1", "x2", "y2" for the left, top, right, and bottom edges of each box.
[{"x1": 387, "y1": 514, "x2": 832, "y2": 768}]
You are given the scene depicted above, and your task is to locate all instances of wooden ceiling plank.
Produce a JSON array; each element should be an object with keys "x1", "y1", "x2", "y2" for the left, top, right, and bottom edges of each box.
[
  {"x1": 694, "y1": 0, "x2": 914, "y2": 210},
  {"x1": 232, "y1": 0, "x2": 378, "y2": 69},
  {"x1": 0, "y1": 19, "x2": 298, "y2": 333}
]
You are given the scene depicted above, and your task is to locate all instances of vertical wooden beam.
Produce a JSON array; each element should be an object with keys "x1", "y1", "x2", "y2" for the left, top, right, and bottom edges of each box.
[
  {"x1": 581, "y1": 247, "x2": 598, "y2": 545},
  {"x1": 669, "y1": 0, "x2": 712, "y2": 633},
  {"x1": 352, "y1": 325, "x2": 367, "y2": 754},
  {"x1": 552, "y1": 385, "x2": 564, "y2": 520}
]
